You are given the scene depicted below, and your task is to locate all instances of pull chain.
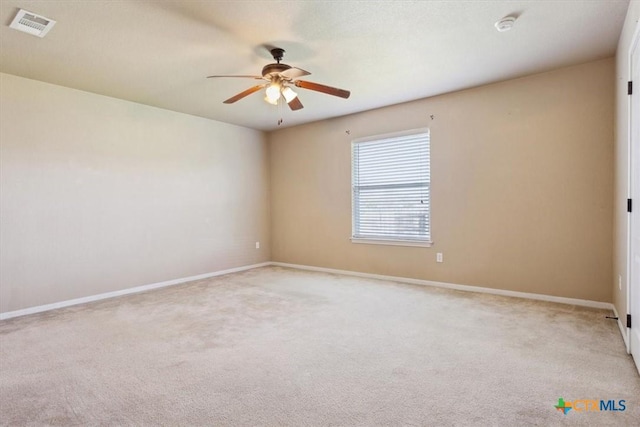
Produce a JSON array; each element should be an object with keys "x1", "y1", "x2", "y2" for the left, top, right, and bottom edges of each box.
[{"x1": 277, "y1": 91, "x2": 284, "y2": 126}]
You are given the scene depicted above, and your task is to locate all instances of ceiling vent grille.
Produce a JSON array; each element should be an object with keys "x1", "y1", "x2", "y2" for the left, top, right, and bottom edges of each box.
[{"x1": 9, "y1": 9, "x2": 56, "y2": 38}]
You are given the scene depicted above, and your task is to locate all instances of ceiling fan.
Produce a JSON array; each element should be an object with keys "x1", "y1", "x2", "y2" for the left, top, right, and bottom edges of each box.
[{"x1": 207, "y1": 48, "x2": 350, "y2": 111}]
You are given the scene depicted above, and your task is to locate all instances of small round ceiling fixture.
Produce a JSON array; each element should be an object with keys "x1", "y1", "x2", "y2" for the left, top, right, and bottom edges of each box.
[{"x1": 495, "y1": 16, "x2": 517, "y2": 32}]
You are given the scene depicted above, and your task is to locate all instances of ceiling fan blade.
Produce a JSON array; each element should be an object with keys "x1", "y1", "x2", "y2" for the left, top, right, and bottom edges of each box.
[
  {"x1": 223, "y1": 84, "x2": 266, "y2": 104},
  {"x1": 280, "y1": 67, "x2": 311, "y2": 79},
  {"x1": 287, "y1": 97, "x2": 304, "y2": 111},
  {"x1": 294, "y1": 80, "x2": 350, "y2": 99},
  {"x1": 207, "y1": 75, "x2": 264, "y2": 80}
]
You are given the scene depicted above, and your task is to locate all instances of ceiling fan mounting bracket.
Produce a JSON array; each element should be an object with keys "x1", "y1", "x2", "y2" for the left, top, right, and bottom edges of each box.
[{"x1": 270, "y1": 48, "x2": 286, "y2": 63}]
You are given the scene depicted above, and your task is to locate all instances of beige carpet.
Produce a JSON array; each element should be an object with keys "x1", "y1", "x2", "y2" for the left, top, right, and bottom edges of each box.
[{"x1": 0, "y1": 266, "x2": 638, "y2": 426}]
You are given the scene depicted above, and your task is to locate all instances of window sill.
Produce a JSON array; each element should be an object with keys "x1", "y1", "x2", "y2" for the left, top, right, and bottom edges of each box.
[{"x1": 350, "y1": 238, "x2": 433, "y2": 248}]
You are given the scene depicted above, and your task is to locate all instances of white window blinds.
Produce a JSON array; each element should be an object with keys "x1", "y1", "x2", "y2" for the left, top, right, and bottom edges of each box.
[{"x1": 352, "y1": 129, "x2": 431, "y2": 243}]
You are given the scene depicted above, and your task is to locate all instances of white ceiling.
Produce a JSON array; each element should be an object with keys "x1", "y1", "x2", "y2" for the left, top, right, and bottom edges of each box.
[{"x1": 0, "y1": 1, "x2": 630, "y2": 131}]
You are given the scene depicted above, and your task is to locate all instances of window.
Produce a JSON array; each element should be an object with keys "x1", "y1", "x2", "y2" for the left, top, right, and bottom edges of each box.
[{"x1": 351, "y1": 128, "x2": 431, "y2": 247}]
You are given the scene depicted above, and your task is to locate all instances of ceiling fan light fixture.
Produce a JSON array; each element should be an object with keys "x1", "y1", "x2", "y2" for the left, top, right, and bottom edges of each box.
[
  {"x1": 265, "y1": 83, "x2": 281, "y2": 104},
  {"x1": 282, "y1": 86, "x2": 298, "y2": 103}
]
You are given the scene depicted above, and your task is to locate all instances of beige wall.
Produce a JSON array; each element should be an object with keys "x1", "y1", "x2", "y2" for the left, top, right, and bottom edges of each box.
[
  {"x1": 269, "y1": 59, "x2": 614, "y2": 302},
  {"x1": 0, "y1": 73, "x2": 270, "y2": 313},
  {"x1": 614, "y1": 1, "x2": 640, "y2": 320}
]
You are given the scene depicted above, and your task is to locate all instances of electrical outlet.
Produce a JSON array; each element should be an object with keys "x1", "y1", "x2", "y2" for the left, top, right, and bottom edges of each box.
[
  {"x1": 255, "y1": 242, "x2": 260, "y2": 249},
  {"x1": 436, "y1": 252, "x2": 443, "y2": 263},
  {"x1": 619, "y1": 274, "x2": 622, "y2": 290}
]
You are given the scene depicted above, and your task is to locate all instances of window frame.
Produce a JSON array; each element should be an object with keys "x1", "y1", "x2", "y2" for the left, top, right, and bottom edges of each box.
[{"x1": 350, "y1": 128, "x2": 432, "y2": 248}]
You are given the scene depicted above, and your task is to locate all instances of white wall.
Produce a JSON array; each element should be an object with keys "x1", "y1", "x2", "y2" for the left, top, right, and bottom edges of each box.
[{"x1": 0, "y1": 73, "x2": 270, "y2": 313}]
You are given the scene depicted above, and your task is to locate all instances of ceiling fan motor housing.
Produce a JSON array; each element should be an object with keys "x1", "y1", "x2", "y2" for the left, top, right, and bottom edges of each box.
[{"x1": 262, "y1": 63, "x2": 292, "y2": 79}]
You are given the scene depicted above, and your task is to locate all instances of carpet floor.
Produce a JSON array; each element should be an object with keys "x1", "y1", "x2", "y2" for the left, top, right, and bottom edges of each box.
[{"x1": 0, "y1": 266, "x2": 638, "y2": 426}]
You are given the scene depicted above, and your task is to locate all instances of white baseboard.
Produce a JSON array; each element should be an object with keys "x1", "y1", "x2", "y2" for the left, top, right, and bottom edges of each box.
[
  {"x1": 612, "y1": 305, "x2": 630, "y2": 352},
  {"x1": 0, "y1": 262, "x2": 271, "y2": 321},
  {"x1": 270, "y1": 262, "x2": 615, "y2": 310},
  {"x1": 1, "y1": 260, "x2": 616, "y2": 322}
]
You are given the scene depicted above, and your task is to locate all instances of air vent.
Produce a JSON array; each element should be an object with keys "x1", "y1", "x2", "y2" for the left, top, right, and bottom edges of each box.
[{"x1": 9, "y1": 9, "x2": 56, "y2": 38}]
